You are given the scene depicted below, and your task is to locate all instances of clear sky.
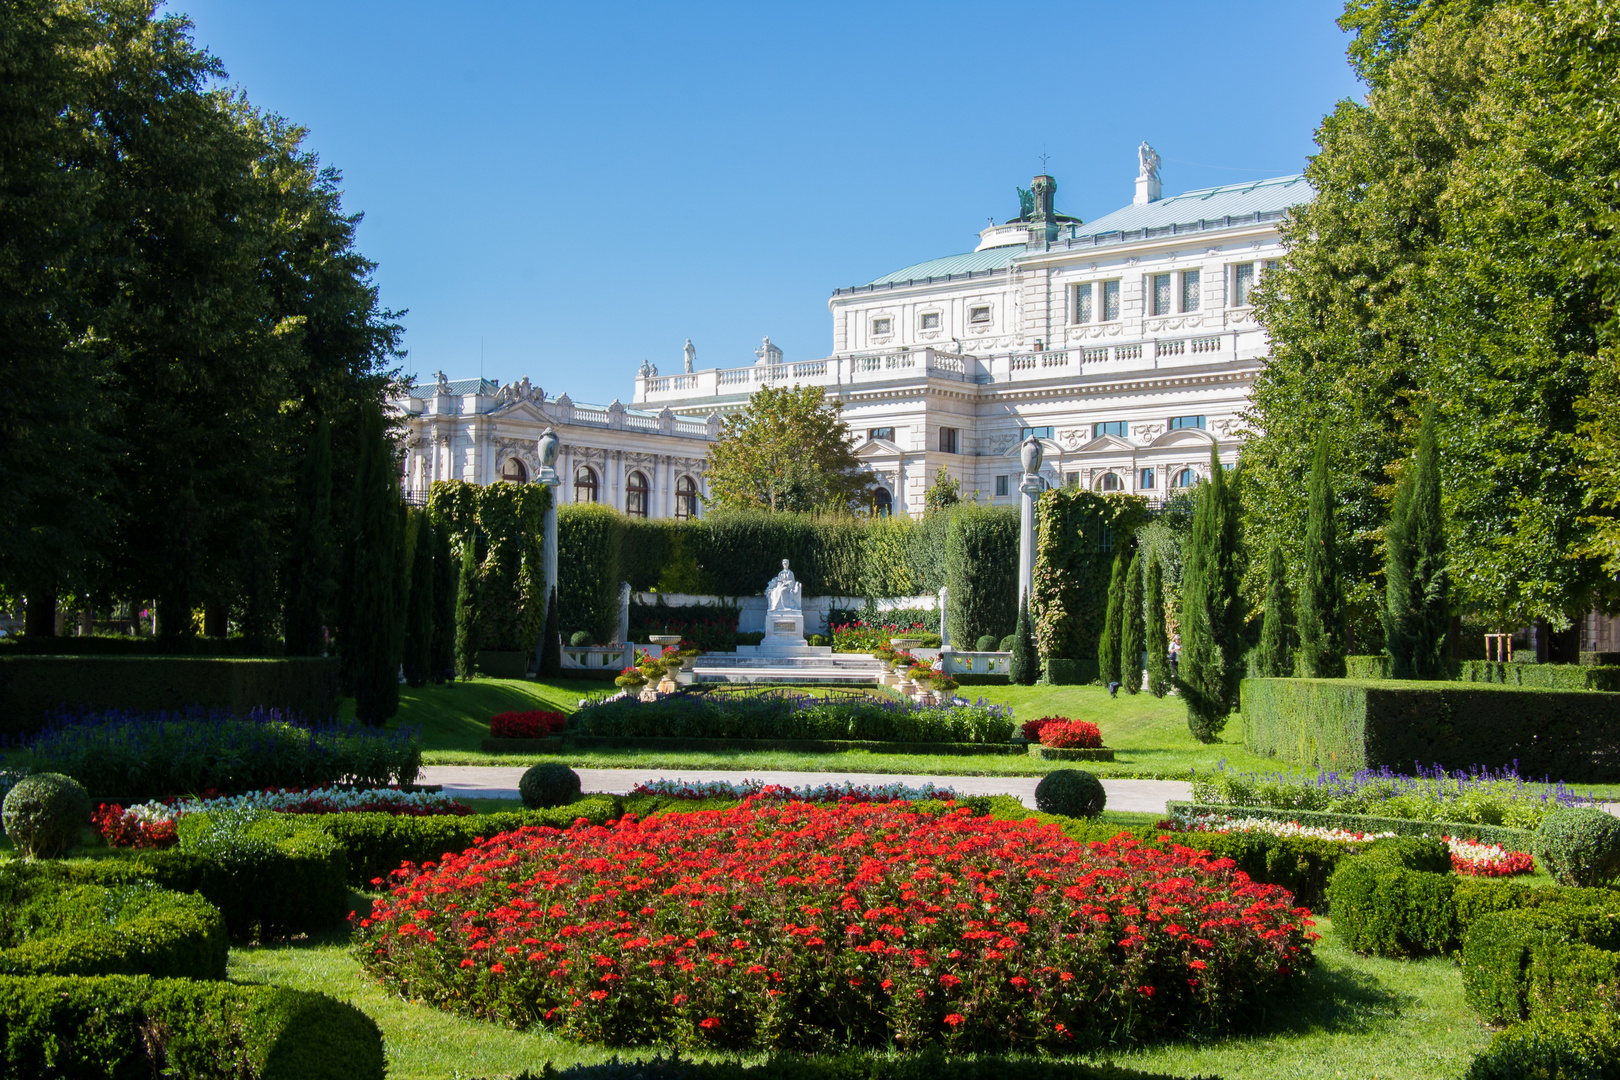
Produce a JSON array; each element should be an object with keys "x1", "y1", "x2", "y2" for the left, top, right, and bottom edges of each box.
[{"x1": 173, "y1": 0, "x2": 1362, "y2": 407}]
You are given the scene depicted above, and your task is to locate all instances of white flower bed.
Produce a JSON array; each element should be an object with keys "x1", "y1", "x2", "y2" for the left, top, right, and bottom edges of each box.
[
  {"x1": 630, "y1": 778, "x2": 960, "y2": 803},
  {"x1": 1172, "y1": 810, "x2": 1531, "y2": 869}
]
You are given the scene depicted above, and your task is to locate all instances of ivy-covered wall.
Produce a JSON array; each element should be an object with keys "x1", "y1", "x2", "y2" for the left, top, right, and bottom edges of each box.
[
  {"x1": 427, "y1": 480, "x2": 550, "y2": 653},
  {"x1": 1031, "y1": 490, "x2": 1150, "y2": 664}
]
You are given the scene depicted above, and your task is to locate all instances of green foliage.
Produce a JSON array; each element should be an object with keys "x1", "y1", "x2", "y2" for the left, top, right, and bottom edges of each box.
[
  {"x1": 1180, "y1": 447, "x2": 1243, "y2": 741},
  {"x1": 1119, "y1": 552, "x2": 1145, "y2": 694},
  {"x1": 925, "y1": 466, "x2": 961, "y2": 511},
  {"x1": 1464, "y1": 1010, "x2": 1620, "y2": 1080},
  {"x1": 704, "y1": 384, "x2": 876, "y2": 513},
  {"x1": 1009, "y1": 598, "x2": 1038, "y2": 686},
  {"x1": 945, "y1": 505, "x2": 1019, "y2": 647},
  {"x1": 284, "y1": 415, "x2": 336, "y2": 657},
  {"x1": 572, "y1": 694, "x2": 1015, "y2": 745},
  {"x1": 1535, "y1": 810, "x2": 1620, "y2": 888},
  {"x1": 1145, "y1": 559, "x2": 1171, "y2": 697},
  {"x1": 540, "y1": 586, "x2": 562, "y2": 677},
  {"x1": 430, "y1": 521, "x2": 457, "y2": 682},
  {"x1": 1177, "y1": 799, "x2": 1537, "y2": 851},
  {"x1": 455, "y1": 526, "x2": 481, "y2": 679},
  {"x1": 1254, "y1": 545, "x2": 1293, "y2": 678},
  {"x1": 559, "y1": 504, "x2": 625, "y2": 644},
  {"x1": 0, "y1": 973, "x2": 385, "y2": 1080},
  {"x1": 975, "y1": 635, "x2": 998, "y2": 651},
  {"x1": 474, "y1": 1051, "x2": 1209, "y2": 1080},
  {"x1": 1460, "y1": 903, "x2": 1620, "y2": 1026},
  {"x1": 570, "y1": 630, "x2": 594, "y2": 647},
  {"x1": 403, "y1": 511, "x2": 435, "y2": 686},
  {"x1": 1, "y1": 773, "x2": 89, "y2": 858},
  {"x1": 431, "y1": 480, "x2": 551, "y2": 655},
  {"x1": 1458, "y1": 661, "x2": 1620, "y2": 691},
  {"x1": 0, "y1": 877, "x2": 226, "y2": 981},
  {"x1": 344, "y1": 403, "x2": 402, "y2": 724},
  {"x1": 1097, "y1": 550, "x2": 1127, "y2": 688},
  {"x1": 1297, "y1": 432, "x2": 1347, "y2": 678},
  {"x1": 519, "y1": 763, "x2": 583, "y2": 809},
  {"x1": 1033, "y1": 769, "x2": 1107, "y2": 818},
  {"x1": 1031, "y1": 489, "x2": 1150, "y2": 663},
  {"x1": 1326, "y1": 848, "x2": 1457, "y2": 957},
  {"x1": 1383, "y1": 407, "x2": 1450, "y2": 678},
  {"x1": 175, "y1": 811, "x2": 350, "y2": 940},
  {"x1": 1239, "y1": 676, "x2": 1620, "y2": 781}
]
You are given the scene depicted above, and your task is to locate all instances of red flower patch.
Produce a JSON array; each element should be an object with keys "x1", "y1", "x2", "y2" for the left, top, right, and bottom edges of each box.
[
  {"x1": 490, "y1": 711, "x2": 566, "y2": 739},
  {"x1": 1039, "y1": 719, "x2": 1103, "y2": 749}
]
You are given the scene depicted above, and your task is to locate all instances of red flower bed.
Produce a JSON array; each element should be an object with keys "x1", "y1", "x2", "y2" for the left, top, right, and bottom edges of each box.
[
  {"x1": 91, "y1": 803, "x2": 178, "y2": 849},
  {"x1": 1039, "y1": 720, "x2": 1103, "y2": 749},
  {"x1": 1020, "y1": 718, "x2": 1053, "y2": 742},
  {"x1": 490, "y1": 711, "x2": 567, "y2": 739},
  {"x1": 356, "y1": 801, "x2": 1313, "y2": 1051}
]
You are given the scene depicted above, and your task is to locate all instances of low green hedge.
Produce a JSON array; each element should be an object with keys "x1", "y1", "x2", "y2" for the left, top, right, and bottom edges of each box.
[
  {"x1": 1168, "y1": 801, "x2": 1537, "y2": 849},
  {"x1": 1460, "y1": 903, "x2": 1620, "y2": 1025},
  {"x1": 1238, "y1": 677, "x2": 1620, "y2": 781},
  {"x1": 1343, "y1": 655, "x2": 1392, "y2": 679},
  {"x1": 0, "y1": 635, "x2": 285, "y2": 657},
  {"x1": 571, "y1": 693, "x2": 1014, "y2": 744},
  {"x1": 1042, "y1": 658, "x2": 1100, "y2": 686},
  {"x1": 1027, "y1": 746, "x2": 1116, "y2": 762},
  {"x1": 0, "y1": 876, "x2": 226, "y2": 981},
  {"x1": 1458, "y1": 660, "x2": 1620, "y2": 692},
  {"x1": 475, "y1": 1051, "x2": 1217, "y2": 1080},
  {"x1": 485, "y1": 736, "x2": 1024, "y2": 757},
  {"x1": 0, "y1": 973, "x2": 384, "y2": 1080},
  {"x1": 1464, "y1": 1010, "x2": 1620, "y2": 1079},
  {"x1": 0, "y1": 656, "x2": 339, "y2": 736}
]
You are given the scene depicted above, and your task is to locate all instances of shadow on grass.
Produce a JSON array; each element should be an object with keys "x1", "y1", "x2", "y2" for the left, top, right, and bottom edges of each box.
[{"x1": 1223, "y1": 960, "x2": 1413, "y2": 1041}]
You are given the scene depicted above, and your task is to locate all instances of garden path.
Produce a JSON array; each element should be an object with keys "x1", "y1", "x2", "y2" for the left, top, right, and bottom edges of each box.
[{"x1": 417, "y1": 765, "x2": 1192, "y2": 814}]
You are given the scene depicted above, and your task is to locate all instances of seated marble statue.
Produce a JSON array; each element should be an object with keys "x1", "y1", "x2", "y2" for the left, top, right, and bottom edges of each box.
[{"x1": 766, "y1": 559, "x2": 802, "y2": 612}]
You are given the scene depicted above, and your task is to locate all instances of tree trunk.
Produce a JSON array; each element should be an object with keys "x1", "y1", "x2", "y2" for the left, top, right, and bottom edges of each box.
[
  {"x1": 24, "y1": 591, "x2": 57, "y2": 637},
  {"x1": 204, "y1": 601, "x2": 228, "y2": 638}
]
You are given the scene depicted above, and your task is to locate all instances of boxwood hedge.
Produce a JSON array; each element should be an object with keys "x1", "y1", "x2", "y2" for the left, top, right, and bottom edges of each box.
[
  {"x1": 0, "y1": 876, "x2": 226, "y2": 981},
  {"x1": 1239, "y1": 677, "x2": 1620, "y2": 781}
]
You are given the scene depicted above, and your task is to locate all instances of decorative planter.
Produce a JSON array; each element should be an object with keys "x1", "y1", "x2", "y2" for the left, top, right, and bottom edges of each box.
[
  {"x1": 475, "y1": 650, "x2": 529, "y2": 679},
  {"x1": 649, "y1": 634, "x2": 683, "y2": 648},
  {"x1": 890, "y1": 638, "x2": 923, "y2": 650}
]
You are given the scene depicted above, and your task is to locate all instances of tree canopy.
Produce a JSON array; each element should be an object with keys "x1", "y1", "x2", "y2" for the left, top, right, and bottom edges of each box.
[{"x1": 704, "y1": 384, "x2": 876, "y2": 514}]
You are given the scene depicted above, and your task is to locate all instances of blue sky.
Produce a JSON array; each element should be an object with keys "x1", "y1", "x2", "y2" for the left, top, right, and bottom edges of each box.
[{"x1": 174, "y1": 0, "x2": 1361, "y2": 406}]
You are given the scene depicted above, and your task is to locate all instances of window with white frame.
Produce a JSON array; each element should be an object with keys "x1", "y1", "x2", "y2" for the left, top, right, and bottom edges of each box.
[
  {"x1": 995, "y1": 475, "x2": 1008, "y2": 497},
  {"x1": 1169, "y1": 415, "x2": 1206, "y2": 431},
  {"x1": 868, "y1": 426, "x2": 895, "y2": 442},
  {"x1": 1139, "y1": 468, "x2": 1156, "y2": 489},
  {"x1": 1102, "y1": 280, "x2": 1121, "y2": 321},
  {"x1": 1092, "y1": 421, "x2": 1128, "y2": 438},
  {"x1": 969, "y1": 305, "x2": 991, "y2": 324},
  {"x1": 871, "y1": 317, "x2": 892, "y2": 336},
  {"x1": 1020, "y1": 426, "x2": 1053, "y2": 441},
  {"x1": 1181, "y1": 269, "x2": 1201, "y2": 312},
  {"x1": 1150, "y1": 273, "x2": 1173, "y2": 316},
  {"x1": 920, "y1": 311, "x2": 940, "y2": 329},
  {"x1": 1232, "y1": 262, "x2": 1255, "y2": 306},
  {"x1": 1071, "y1": 282, "x2": 1093, "y2": 324}
]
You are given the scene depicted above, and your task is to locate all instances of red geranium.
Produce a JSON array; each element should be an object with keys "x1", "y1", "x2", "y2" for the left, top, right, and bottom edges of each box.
[
  {"x1": 357, "y1": 800, "x2": 1314, "y2": 1052},
  {"x1": 1039, "y1": 720, "x2": 1103, "y2": 749},
  {"x1": 490, "y1": 711, "x2": 567, "y2": 739}
]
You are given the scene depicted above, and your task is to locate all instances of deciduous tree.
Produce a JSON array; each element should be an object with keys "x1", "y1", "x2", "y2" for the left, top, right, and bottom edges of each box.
[
  {"x1": 1298, "y1": 433, "x2": 1346, "y2": 678},
  {"x1": 704, "y1": 385, "x2": 875, "y2": 513}
]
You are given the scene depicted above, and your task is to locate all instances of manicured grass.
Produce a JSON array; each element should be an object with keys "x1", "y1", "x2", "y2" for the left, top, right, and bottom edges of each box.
[{"x1": 227, "y1": 915, "x2": 1491, "y2": 1080}]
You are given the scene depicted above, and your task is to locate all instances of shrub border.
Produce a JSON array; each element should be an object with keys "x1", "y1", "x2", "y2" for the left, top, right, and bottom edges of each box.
[
  {"x1": 1168, "y1": 801, "x2": 1537, "y2": 849},
  {"x1": 480, "y1": 735, "x2": 1025, "y2": 756},
  {"x1": 1028, "y1": 746, "x2": 1117, "y2": 761}
]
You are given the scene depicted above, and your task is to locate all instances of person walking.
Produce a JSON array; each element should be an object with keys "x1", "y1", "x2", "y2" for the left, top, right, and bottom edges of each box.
[{"x1": 1168, "y1": 631, "x2": 1181, "y2": 679}]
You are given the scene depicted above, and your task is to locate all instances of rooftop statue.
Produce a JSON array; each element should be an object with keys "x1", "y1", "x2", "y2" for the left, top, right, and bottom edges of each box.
[
  {"x1": 766, "y1": 559, "x2": 802, "y2": 613},
  {"x1": 683, "y1": 338, "x2": 697, "y2": 373},
  {"x1": 1138, "y1": 141, "x2": 1161, "y2": 183},
  {"x1": 434, "y1": 370, "x2": 451, "y2": 393},
  {"x1": 1017, "y1": 186, "x2": 1035, "y2": 219}
]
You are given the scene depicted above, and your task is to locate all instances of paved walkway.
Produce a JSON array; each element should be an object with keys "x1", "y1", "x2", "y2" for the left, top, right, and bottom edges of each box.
[{"x1": 419, "y1": 765, "x2": 1193, "y2": 815}]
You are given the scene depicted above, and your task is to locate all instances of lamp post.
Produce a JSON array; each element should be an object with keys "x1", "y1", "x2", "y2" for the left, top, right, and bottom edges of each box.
[{"x1": 1017, "y1": 436, "x2": 1045, "y2": 609}]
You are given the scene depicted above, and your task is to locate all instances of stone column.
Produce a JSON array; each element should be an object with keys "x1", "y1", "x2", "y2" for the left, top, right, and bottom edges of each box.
[
  {"x1": 1017, "y1": 437, "x2": 1045, "y2": 610},
  {"x1": 616, "y1": 582, "x2": 631, "y2": 645},
  {"x1": 536, "y1": 429, "x2": 561, "y2": 660},
  {"x1": 937, "y1": 585, "x2": 950, "y2": 650}
]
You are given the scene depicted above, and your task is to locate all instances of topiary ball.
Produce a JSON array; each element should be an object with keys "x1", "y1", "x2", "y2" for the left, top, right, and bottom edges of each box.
[
  {"x1": 1033, "y1": 769, "x2": 1107, "y2": 818},
  {"x1": 520, "y1": 763, "x2": 583, "y2": 809},
  {"x1": 2, "y1": 772, "x2": 92, "y2": 859},
  {"x1": 998, "y1": 634, "x2": 1017, "y2": 652},
  {"x1": 976, "y1": 635, "x2": 998, "y2": 652},
  {"x1": 1534, "y1": 808, "x2": 1620, "y2": 887},
  {"x1": 569, "y1": 631, "x2": 593, "y2": 647}
]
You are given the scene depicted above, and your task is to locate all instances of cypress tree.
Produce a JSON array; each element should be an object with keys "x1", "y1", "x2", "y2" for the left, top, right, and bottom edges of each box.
[
  {"x1": 430, "y1": 523, "x2": 456, "y2": 683},
  {"x1": 454, "y1": 526, "x2": 480, "y2": 680},
  {"x1": 1145, "y1": 558, "x2": 1171, "y2": 698},
  {"x1": 1179, "y1": 444, "x2": 1243, "y2": 742},
  {"x1": 1119, "y1": 550, "x2": 1145, "y2": 694},
  {"x1": 284, "y1": 416, "x2": 334, "y2": 657},
  {"x1": 347, "y1": 403, "x2": 403, "y2": 725},
  {"x1": 1254, "y1": 544, "x2": 1293, "y2": 677},
  {"x1": 1097, "y1": 550, "x2": 1127, "y2": 688},
  {"x1": 1383, "y1": 406, "x2": 1450, "y2": 678},
  {"x1": 1009, "y1": 595, "x2": 1038, "y2": 686},
  {"x1": 540, "y1": 585, "x2": 562, "y2": 677},
  {"x1": 1299, "y1": 430, "x2": 1347, "y2": 677},
  {"x1": 403, "y1": 512, "x2": 434, "y2": 687}
]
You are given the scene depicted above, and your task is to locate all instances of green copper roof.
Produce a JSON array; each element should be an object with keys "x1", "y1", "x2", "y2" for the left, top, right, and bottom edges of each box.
[
  {"x1": 860, "y1": 246, "x2": 1022, "y2": 288},
  {"x1": 1068, "y1": 174, "x2": 1310, "y2": 242}
]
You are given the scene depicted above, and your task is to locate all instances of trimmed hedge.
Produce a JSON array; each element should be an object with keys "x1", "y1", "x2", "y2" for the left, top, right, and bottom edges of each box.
[
  {"x1": 1326, "y1": 857, "x2": 1457, "y2": 957},
  {"x1": 1168, "y1": 801, "x2": 1538, "y2": 849},
  {"x1": 1239, "y1": 677, "x2": 1620, "y2": 781},
  {"x1": 1461, "y1": 903, "x2": 1620, "y2": 1025},
  {"x1": 0, "y1": 635, "x2": 285, "y2": 656},
  {"x1": 0, "y1": 656, "x2": 339, "y2": 737},
  {"x1": 559, "y1": 503, "x2": 626, "y2": 645},
  {"x1": 1465, "y1": 1011, "x2": 1620, "y2": 1080},
  {"x1": 0, "y1": 878, "x2": 227, "y2": 981},
  {"x1": 0, "y1": 973, "x2": 384, "y2": 1080},
  {"x1": 944, "y1": 505, "x2": 1019, "y2": 647},
  {"x1": 1344, "y1": 655, "x2": 1390, "y2": 679},
  {"x1": 1043, "y1": 658, "x2": 1100, "y2": 685},
  {"x1": 570, "y1": 694, "x2": 1015, "y2": 745},
  {"x1": 471, "y1": 1052, "x2": 1217, "y2": 1080},
  {"x1": 1028, "y1": 746, "x2": 1117, "y2": 762},
  {"x1": 1459, "y1": 660, "x2": 1620, "y2": 692},
  {"x1": 482, "y1": 736, "x2": 1025, "y2": 757}
]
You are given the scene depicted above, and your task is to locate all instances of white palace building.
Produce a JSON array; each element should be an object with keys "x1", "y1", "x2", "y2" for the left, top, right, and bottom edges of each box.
[{"x1": 398, "y1": 146, "x2": 1313, "y2": 519}]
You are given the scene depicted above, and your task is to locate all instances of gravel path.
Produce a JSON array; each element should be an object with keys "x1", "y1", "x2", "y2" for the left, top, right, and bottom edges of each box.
[{"x1": 418, "y1": 765, "x2": 1192, "y2": 815}]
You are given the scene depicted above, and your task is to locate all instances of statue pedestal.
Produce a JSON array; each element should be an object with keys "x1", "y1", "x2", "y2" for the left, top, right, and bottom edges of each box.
[{"x1": 762, "y1": 610, "x2": 805, "y2": 649}]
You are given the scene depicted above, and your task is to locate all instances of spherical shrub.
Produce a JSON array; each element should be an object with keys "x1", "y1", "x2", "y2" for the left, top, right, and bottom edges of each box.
[
  {"x1": 520, "y1": 763, "x2": 583, "y2": 809},
  {"x1": 1534, "y1": 808, "x2": 1620, "y2": 887},
  {"x1": 569, "y1": 631, "x2": 593, "y2": 647},
  {"x1": 2, "y1": 772, "x2": 92, "y2": 858},
  {"x1": 998, "y1": 634, "x2": 1017, "y2": 651},
  {"x1": 976, "y1": 635, "x2": 998, "y2": 652},
  {"x1": 1034, "y1": 769, "x2": 1107, "y2": 818}
]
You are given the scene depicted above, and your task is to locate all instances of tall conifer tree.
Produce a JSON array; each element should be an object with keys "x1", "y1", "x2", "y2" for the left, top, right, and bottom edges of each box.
[
  {"x1": 430, "y1": 523, "x2": 456, "y2": 682},
  {"x1": 1120, "y1": 550, "x2": 1145, "y2": 694},
  {"x1": 1009, "y1": 595, "x2": 1038, "y2": 686},
  {"x1": 1145, "y1": 559, "x2": 1171, "y2": 697},
  {"x1": 454, "y1": 527, "x2": 480, "y2": 680},
  {"x1": 1179, "y1": 445, "x2": 1243, "y2": 741},
  {"x1": 346, "y1": 404, "x2": 403, "y2": 724},
  {"x1": 1254, "y1": 544, "x2": 1293, "y2": 677},
  {"x1": 1299, "y1": 431, "x2": 1347, "y2": 677},
  {"x1": 1383, "y1": 407, "x2": 1450, "y2": 678},
  {"x1": 403, "y1": 511, "x2": 434, "y2": 686},
  {"x1": 1097, "y1": 550, "x2": 1128, "y2": 687}
]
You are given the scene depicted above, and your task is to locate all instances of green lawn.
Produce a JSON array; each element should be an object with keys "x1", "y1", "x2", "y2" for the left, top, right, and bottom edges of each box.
[{"x1": 227, "y1": 914, "x2": 1492, "y2": 1080}]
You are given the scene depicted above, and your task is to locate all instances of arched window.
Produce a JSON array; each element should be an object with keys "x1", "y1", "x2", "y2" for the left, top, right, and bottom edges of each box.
[
  {"x1": 626, "y1": 471, "x2": 649, "y2": 518},
  {"x1": 1173, "y1": 467, "x2": 1198, "y2": 488},
  {"x1": 873, "y1": 487, "x2": 893, "y2": 517},
  {"x1": 675, "y1": 475, "x2": 699, "y2": 520},
  {"x1": 1098, "y1": 472, "x2": 1122, "y2": 491},
  {"x1": 501, "y1": 458, "x2": 527, "y2": 484},
  {"x1": 574, "y1": 465, "x2": 598, "y2": 503}
]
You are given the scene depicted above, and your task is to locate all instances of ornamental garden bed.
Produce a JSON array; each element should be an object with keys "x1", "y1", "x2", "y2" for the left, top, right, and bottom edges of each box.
[
  {"x1": 1169, "y1": 801, "x2": 1537, "y2": 850},
  {"x1": 480, "y1": 734, "x2": 1028, "y2": 756},
  {"x1": 356, "y1": 799, "x2": 1314, "y2": 1052}
]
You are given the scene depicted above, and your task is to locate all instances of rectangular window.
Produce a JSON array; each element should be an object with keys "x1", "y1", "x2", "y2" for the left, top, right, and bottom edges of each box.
[
  {"x1": 1065, "y1": 473, "x2": 1080, "y2": 488},
  {"x1": 1233, "y1": 262, "x2": 1255, "y2": 306},
  {"x1": 1139, "y1": 468, "x2": 1156, "y2": 489},
  {"x1": 871, "y1": 317, "x2": 892, "y2": 336},
  {"x1": 920, "y1": 312, "x2": 940, "y2": 329},
  {"x1": 1092, "y1": 421, "x2": 1128, "y2": 439},
  {"x1": 969, "y1": 305, "x2": 991, "y2": 324},
  {"x1": 995, "y1": 475, "x2": 1009, "y2": 497},
  {"x1": 1102, "y1": 280, "x2": 1121, "y2": 321},
  {"x1": 938, "y1": 427, "x2": 958, "y2": 454},
  {"x1": 1181, "y1": 269, "x2": 1201, "y2": 312},
  {"x1": 869, "y1": 427, "x2": 894, "y2": 442},
  {"x1": 1169, "y1": 415, "x2": 1206, "y2": 431},
  {"x1": 1072, "y1": 283, "x2": 1093, "y2": 324},
  {"x1": 1151, "y1": 274, "x2": 1173, "y2": 316},
  {"x1": 1019, "y1": 426, "x2": 1053, "y2": 441}
]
